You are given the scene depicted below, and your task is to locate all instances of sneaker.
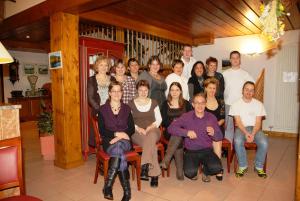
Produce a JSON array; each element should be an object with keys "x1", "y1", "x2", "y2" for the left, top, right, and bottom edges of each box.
[
  {"x1": 201, "y1": 174, "x2": 211, "y2": 182},
  {"x1": 254, "y1": 167, "x2": 267, "y2": 178},
  {"x1": 235, "y1": 167, "x2": 248, "y2": 177}
]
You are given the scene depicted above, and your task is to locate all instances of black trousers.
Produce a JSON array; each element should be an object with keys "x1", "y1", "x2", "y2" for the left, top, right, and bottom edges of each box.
[{"x1": 184, "y1": 148, "x2": 223, "y2": 179}]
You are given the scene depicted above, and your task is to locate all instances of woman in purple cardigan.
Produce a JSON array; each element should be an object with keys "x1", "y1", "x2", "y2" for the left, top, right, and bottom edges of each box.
[{"x1": 98, "y1": 81, "x2": 134, "y2": 201}]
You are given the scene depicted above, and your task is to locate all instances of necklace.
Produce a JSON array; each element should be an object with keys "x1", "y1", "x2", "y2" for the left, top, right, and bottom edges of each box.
[{"x1": 110, "y1": 103, "x2": 121, "y2": 112}]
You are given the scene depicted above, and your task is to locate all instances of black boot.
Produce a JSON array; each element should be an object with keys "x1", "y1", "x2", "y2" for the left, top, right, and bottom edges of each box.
[
  {"x1": 141, "y1": 164, "x2": 149, "y2": 181},
  {"x1": 118, "y1": 169, "x2": 131, "y2": 201},
  {"x1": 103, "y1": 157, "x2": 121, "y2": 200}
]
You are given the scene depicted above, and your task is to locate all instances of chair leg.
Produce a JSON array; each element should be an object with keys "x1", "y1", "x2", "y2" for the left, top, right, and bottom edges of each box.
[
  {"x1": 103, "y1": 160, "x2": 109, "y2": 180},
  {"x1": 263, "y1": 154, "x2": 267, "y2": 172},
  {"x1": 227, "y1": 146, "x2": 232, "y2": 173},
  {"x1": 160, "y1": 147, "x2": 165, "y2": 178},
  {"x1": 94, "y1": 159, "x2": 100, "y2": 184},
  {"x1": 167, "y1": 163, "x2": 170, "y2": 177},
  {"x1": 131, "y1": 163, "x2": 135, "y2": 181},
  {"x1": 234, "y1": 153, "x2": 238, "y2": 173},
  {"x1": 136, "y1": 157, "x2": 141, "y2": 191}
]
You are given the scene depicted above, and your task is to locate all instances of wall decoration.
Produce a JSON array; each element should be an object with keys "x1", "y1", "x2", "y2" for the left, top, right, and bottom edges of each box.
[
  {"x1": 221, "y1": 59, "x2": 231, "y2": 71},
  {"x1": 38, "y1": 64, "x2": 49, "y2": 74},
  {"x1": 49, "y1": 51, "x2": 63, "y2": 69},
  {"x1": 24, "y1": 63, "x2": 35, "y2": 74},
  {"x1": 9, "y1": 58, "x2": 20, "y2": 84}
]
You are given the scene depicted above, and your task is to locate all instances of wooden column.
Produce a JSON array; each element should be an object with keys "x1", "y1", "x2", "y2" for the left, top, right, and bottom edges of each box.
[{"x1": 50, "y1": 12, "x2": 83, "y2": 169}]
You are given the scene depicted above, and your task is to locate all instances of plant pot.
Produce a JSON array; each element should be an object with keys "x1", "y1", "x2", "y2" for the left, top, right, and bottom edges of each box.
[{"x1": 40, "y1": 134, "x2": 55, "y2": 160}]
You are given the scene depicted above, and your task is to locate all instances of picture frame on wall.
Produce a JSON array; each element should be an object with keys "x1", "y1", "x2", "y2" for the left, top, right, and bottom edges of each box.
[
  {"x1": 24, "y1": 63, "x2": 35, "y2": 74},
  {"x1": 222, "y1": 59, "x2": 231, "y2": 71},
  {"x1": 38, "y1": 64, "x2": 49, "y2": 74},
  {"x1": 49, "y1": 51, "x2": 63, "y2": 69}
]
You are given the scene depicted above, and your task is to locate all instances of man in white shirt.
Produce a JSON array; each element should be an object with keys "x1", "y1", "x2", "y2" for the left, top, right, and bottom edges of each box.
[
  {"x1": 165, "y1": 59, "x2": 189, "y2": 100},
  {"x1": 229, "y1": 81, "x2": 268, "y2": 178},
  {"x1": 223, "y1": 51, "x2": 254, "y2": 143},
  {"x1": 181, "y1": 45, "x2": 196, "y2": 79}
]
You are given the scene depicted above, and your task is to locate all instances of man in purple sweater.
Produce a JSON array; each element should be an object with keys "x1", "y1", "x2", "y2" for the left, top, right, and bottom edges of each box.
[{"x1": 168, "y1": 93, "x2": 223, "y2": 182}]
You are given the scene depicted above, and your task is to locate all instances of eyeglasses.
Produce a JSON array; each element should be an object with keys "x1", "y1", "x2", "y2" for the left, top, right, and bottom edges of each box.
[
  {"x1": 110, "y1": 90, "x2": 122, "y2": 93},
  {"x1": 193, "y1": 101, "x2": 206, "y2": 105}
]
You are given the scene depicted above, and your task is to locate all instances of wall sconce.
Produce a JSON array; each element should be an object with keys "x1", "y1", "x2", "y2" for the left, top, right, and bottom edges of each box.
[
  {"x1": 240, "y1": 36, "x2": 264, "y2": 56},
  {"x1": 0, "y1": 42, "x2": 13, "y2": 64}
]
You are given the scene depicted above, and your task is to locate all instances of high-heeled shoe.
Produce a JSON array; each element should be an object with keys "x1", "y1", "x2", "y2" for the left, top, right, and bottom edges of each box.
[
  {"x1": 150, "y1": 176, "x2": 158, "y2": 187},
  {"x1": 216, "y1": 170, "x2": 223, "y2": 181}
]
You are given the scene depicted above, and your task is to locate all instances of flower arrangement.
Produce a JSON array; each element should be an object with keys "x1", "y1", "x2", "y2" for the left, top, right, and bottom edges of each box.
[
  {"x1": 37, "y1": 99, "x2": 53, "y2": 136},
  {"x1": 259, "y1": 0, "x2": 290, "y2": 42}
]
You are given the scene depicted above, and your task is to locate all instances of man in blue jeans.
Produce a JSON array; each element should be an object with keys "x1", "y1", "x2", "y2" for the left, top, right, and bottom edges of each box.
[{"x1": 229, "y1": 81, "x2": 268, "y2": 178}]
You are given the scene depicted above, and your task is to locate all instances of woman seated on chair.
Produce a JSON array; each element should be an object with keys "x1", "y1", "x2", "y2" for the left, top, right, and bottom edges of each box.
[
  {"x1": 160, "y1": 82, "x2": 192, "y2": 180},
  {"x1": 98, "y1": 81, "x2": 135, "y2": 201},
  {"x1": 128, "y1": 80, "x2": 162, "y2": 188},
  {"x1": 204, "y1": 78, "x2": 225, "y2": 180}
]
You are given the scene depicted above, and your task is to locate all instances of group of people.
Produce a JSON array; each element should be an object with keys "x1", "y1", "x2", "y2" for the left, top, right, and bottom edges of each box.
[{"x1": 88, "y1": 46, "x2": 269, "y2": 201}]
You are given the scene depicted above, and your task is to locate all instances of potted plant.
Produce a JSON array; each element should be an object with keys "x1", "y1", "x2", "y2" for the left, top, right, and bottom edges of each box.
[{"x1": 37, "y1": 99, "x2": 55, "y2": 160}]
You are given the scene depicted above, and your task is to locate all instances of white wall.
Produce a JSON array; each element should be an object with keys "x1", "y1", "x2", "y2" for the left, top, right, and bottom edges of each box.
[
  {"x1": 193, "y1": 30, "x2": 300, "y2": 134},
  {"x1": 3, "y1": 50, "x2": 51, "y2": 102},
  {"x1": 4, "y1": 0, "x2": 45, "y2": 18}
]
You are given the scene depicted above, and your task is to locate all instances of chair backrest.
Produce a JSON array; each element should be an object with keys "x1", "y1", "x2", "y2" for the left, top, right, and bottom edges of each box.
[
  {"x1": 0, "y1": 137, "x2": 25, "y2": 195},
  {"x1": 90, "y1": 114, "x2": 103, "y2": 150}
]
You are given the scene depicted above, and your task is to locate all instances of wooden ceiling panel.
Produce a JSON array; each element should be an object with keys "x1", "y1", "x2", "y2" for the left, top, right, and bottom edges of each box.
[
  {"x1": 192, "y1": 0, "x2": 253, "y2": 35},
  {"x1": 0, "y1": 0, "x2": 299, "y2": 50},
  {"x1": 286, "y1": 1, "x2": 300, "y2": 29},
  {"x1": 208, "y1": 0, "x2": 261, "y2": 34}
]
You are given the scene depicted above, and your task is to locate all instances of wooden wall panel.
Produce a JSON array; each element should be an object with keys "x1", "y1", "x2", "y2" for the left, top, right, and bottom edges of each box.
[{"x1": 50, "y1": 12, "x2": 83, "y2": 169}]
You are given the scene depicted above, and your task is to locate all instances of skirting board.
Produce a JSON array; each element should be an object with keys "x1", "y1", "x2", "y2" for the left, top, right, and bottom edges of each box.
[{"x1": 263, "y1": 130, "x2": 298, "y2": 138}]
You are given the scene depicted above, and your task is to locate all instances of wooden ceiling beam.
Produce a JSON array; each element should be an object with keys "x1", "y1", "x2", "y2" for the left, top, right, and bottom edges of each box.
[
  {"x1": 193, "y1": 34, "x2": 215, "y2": 46},
  {"x1": 2, "y1": 39, "x2": 49, "y2": 53},
  {"x1": 80, "y1": 10, "x2": 194, "y2": 44},
  {"x1": 0, "y1": 0, "x2": 125, "y2": 35}
]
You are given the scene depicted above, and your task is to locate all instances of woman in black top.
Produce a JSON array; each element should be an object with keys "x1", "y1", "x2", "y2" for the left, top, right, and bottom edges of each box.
[
  {"x1": 204, "y1": 57, "x2": 225, "y2": 99},
  {"x1": 188, "y1": 61, "x2": 206, "y2": 100},
  {"x1": 160, "y1": 82, "x2": 192, "y2": 180},
  {"x1": 204, "y1": 78, "x2": 225, "y2": 180},
  {"x1": 98, "y1": 81, "x2": 134, "y2": 201}
]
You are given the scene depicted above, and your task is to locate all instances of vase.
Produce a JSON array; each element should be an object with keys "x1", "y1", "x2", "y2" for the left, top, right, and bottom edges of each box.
[{"x1": 40, "y1": 135, "x2": 55, "y2": 160}]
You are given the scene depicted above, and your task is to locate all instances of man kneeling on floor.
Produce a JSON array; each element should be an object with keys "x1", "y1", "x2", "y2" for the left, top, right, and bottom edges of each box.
[
  {"x1": 168, "y1": 93, "x2": 223, "y2": 182},
  {"x1": 229, "y1": 81, "x2": 268, "y2": 178}
]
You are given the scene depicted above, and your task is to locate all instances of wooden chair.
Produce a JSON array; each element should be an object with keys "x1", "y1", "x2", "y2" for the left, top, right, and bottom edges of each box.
[
  {"x1": 0, "y1": 137, "x2": 42, "y2": 201},
  {"x1": 91, "y1": 116, "x2": 141, "y2": 191},
  {"x1": 158, "y1": 127, "x2": 172, "y2": 177},
  {"x1": 233, "y1": 142, "x2": 267, "y2": 172}
]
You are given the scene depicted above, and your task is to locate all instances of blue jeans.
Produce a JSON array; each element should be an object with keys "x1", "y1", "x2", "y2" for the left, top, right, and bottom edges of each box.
[
  {"x1": 225, "y1": 104, "x2": 234, "y2": 142},
  {"x1": 234, "y1": 127, "x2": 268, "y2": 169}
]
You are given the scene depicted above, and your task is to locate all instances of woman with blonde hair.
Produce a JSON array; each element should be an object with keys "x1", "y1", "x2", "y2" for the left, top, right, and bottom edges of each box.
[{"x1": 204, "y1": 77, "x2": 225, "y2": 180}]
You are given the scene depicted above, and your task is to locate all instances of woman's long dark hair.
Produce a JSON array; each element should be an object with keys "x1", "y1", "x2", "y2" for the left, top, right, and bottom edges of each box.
[
  {"x1": 167, "y1": 82, "x2": 185, "y2": 108},
  {"x1": 191, "y1": 61, "x2": 205, "y2": 78}
]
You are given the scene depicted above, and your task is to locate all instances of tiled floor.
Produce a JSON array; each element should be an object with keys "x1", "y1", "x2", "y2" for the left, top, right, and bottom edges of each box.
[{"x1": 21, "y1": 121, "x2": 296, "y2": 201}]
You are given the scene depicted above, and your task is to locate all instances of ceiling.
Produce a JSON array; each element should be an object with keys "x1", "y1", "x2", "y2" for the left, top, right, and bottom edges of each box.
[{"x1": 0, "y1": 0, "x2": 299, "y2": 52}]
